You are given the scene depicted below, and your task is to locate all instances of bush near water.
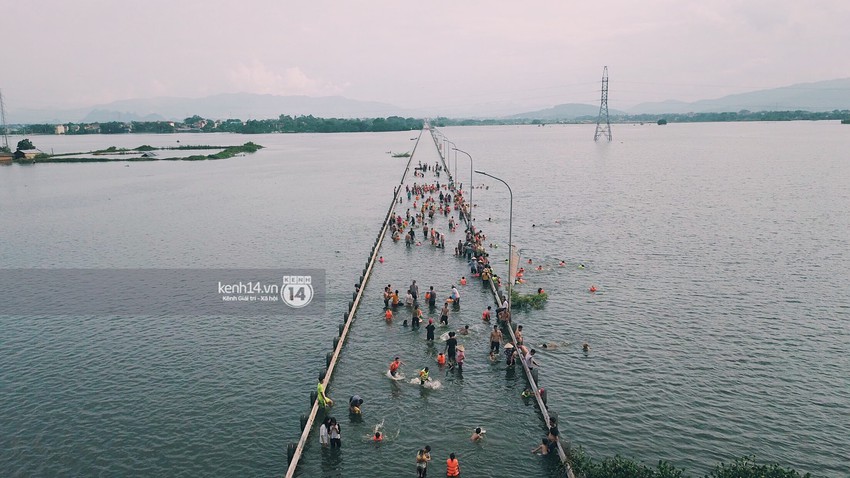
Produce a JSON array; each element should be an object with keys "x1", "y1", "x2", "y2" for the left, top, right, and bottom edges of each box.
[
  {"x1": 510, "y1": 289, "x2": 548, "y2": 310},
  {"x1": 565, "y1": 449, "x2": 810, "y2": 478}
]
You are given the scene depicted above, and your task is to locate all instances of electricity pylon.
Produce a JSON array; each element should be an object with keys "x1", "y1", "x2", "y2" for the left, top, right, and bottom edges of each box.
[{"x1": 594, "y1": 66, "x2": 612, "y2": 142}]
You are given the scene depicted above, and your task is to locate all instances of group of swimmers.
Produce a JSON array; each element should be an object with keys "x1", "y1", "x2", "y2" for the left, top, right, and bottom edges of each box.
[
  {"x1": 391, "y1": 183, "x2": 466, "y2": 249},
  {"x1": 371, "y1": 153, "x2": 562, "y2": 469}
]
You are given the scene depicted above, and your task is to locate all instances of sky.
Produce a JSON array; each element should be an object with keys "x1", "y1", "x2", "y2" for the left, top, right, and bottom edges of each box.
[{"x1": 3, "y1": 0, "x2": 850, "y2": 116}]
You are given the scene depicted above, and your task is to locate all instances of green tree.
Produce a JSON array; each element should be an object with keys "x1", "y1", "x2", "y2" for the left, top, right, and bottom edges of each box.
[
  {"x1": 17, "y1": 138, "x2": 35, "y2": 150},
  {"x1": 100, "y1": 122, "x2": 128, "y2": 134}
]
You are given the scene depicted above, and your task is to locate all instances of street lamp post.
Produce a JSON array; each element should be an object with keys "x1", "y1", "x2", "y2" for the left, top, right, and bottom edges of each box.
[
  {"x1": 451, "y1": 143, "x2": 457, "y2": 182},
  {"x1": 453, "y1": 148, "x2": 474, "y2": 225},
  {"x1": 445, "y1": 139, "x2": 457, "y2": 186},
  {"x1": 474, "y1": 169, "x2": 513, "y2": 313}
]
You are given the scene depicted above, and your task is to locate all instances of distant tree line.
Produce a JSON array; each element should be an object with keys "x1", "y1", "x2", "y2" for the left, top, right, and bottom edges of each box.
[
  {"x1": 431, "y1": 109, "x2": 850, "y2": 127},
  {"x1": 14, "y1": 115, "x2": 423, "y2": 135},
  {"x1": 13, "y1": 110, "x2": 849, "y2": 135},
  {"x1": 619, "y1": 109, "x2": 850, "y2": 124}
]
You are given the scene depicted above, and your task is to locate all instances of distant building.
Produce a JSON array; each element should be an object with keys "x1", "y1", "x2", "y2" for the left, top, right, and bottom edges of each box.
[
  {"x1": 0, "y1": 152, "x2": 13, "y2": 163},
  {"x1": 14, "y1": 149, "x2": 40, "y2": 160},
  {"x1": 55, "y1": 124, "x2": 67, "y2": 135}
]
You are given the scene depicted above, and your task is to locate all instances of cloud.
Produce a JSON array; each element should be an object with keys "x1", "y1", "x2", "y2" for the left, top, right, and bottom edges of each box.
[{"x1": 227, "y1": 61, "x2": 344, "y2": 97}]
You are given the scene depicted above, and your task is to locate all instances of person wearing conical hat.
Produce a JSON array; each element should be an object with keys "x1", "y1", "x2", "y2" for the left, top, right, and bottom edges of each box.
[{"x1": 504, "y1": 342, "x2": 516, "y2": 366}]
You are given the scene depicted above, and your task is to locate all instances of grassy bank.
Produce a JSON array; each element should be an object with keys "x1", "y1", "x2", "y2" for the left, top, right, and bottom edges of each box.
[{"x1": 28, "y1": 142, "x2": 263, "y2": 163}]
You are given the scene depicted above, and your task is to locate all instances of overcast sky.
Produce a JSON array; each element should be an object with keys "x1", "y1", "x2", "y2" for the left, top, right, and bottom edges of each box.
[{"x1": 3, "y1": 0, "x2": 849, "y2": 115}]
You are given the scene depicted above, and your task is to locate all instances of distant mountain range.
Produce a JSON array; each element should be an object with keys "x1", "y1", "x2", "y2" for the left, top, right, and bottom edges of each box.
[
  {"x1": 507, "y1": 103, "x2": 626, "y2": 120},
  {"x1": 8, "y1": 78, "x2": 850, "y2": 124},
  {"x1": 512, "y1": 78, "x2": 850, "y2": 119},
  {"x1": 10, "y1": 93, "x2": 417, "y2": 124}
]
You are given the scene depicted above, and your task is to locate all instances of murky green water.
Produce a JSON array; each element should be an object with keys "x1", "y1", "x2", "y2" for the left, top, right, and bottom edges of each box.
[{"x1": 2, "y1": 123, "x2": 848, "y2": 477}]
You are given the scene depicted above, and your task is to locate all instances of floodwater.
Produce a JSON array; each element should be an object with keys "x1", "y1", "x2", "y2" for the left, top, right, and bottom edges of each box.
[{"x1": 1, "y1": 122, "x2": 848, "y2": 477}]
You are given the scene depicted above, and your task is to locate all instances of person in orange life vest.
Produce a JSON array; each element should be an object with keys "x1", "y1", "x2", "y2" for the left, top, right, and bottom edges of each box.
[{"x1": 446, "y1": 453, "x2": 460, "y2": 477}]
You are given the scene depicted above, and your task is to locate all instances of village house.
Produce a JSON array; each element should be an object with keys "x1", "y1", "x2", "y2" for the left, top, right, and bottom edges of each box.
[{"x1": 13, "y1": 149, "x2": 40, "y2": 160}]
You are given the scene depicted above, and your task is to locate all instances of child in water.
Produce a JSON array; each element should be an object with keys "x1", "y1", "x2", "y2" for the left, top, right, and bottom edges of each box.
[{"x1": 531, "y1": 438, "x2": 550, "y2": 455}]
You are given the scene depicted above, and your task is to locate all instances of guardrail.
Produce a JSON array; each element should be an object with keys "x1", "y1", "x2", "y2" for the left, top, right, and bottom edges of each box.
[
  {"x1": 284, "y1": 129, "x2": 423, "y2": 478},
  {"x1": 429, "y1": 129, "x2": 575, "y2": 478}
]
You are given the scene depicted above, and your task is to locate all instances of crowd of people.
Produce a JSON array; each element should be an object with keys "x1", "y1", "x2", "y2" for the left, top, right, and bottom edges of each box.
[{"x1": 313, "y1": 153, "x2": 566, "y2": 475}]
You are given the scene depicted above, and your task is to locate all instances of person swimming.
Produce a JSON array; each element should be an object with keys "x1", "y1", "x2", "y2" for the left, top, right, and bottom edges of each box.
[
  {"x1": 373, "y1": 431, "x2": 383, "y2": 442},
  {"x1": 582, "y1": 343, "x2": 590, "y2": 353},
  {"x1": 471, "y1": 427, "x2": 485, "y2": 441}
]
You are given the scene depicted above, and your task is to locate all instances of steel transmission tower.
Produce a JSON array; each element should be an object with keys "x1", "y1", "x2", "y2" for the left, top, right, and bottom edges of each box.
[
  {"x1": 0, "y1": 89, "x2": 9, "y2": 151},
  {"x1": 594, "y1": 66, "x2": 612, "y2": 142}
]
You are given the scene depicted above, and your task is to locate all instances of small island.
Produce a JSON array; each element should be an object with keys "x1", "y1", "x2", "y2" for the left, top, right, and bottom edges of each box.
[{"x1": 7, "y1": 140, "x2": 263, "y2": 164}]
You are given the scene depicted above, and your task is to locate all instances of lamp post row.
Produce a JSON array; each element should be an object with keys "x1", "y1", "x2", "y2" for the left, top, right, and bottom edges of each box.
[{"x1": 435, "y1": 130, "x2": 513, "y2": 312}]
